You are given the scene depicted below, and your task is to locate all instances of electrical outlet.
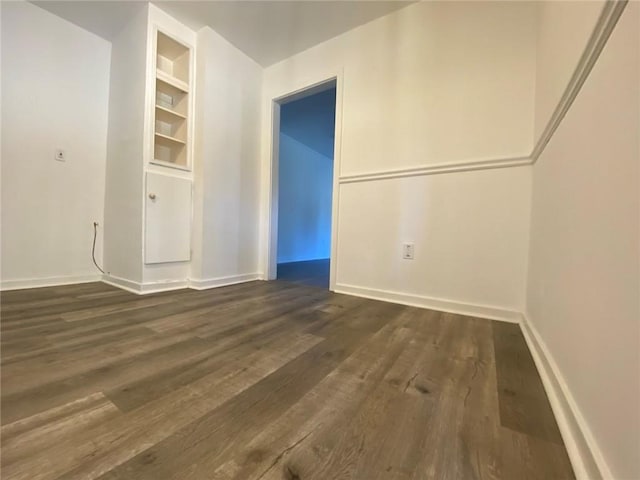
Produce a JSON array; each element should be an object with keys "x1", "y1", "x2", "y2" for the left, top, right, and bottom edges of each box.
[
  {"x1": 402, "y1": 242, "x2": 414, "y2": 260},
  {"x1": 54, "y1": 149, "x2": 65, "y2": 162}
]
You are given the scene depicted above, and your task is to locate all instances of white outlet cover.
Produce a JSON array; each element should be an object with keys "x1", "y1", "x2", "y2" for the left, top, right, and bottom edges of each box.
[{"x1": 55, "y1": 149, "x2": 65, "y2": 162}]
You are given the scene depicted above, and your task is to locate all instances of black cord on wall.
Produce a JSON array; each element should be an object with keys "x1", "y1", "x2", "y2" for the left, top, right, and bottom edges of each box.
[{"x1": 92, "y1": 222, "x2": 106, "y2": 274}]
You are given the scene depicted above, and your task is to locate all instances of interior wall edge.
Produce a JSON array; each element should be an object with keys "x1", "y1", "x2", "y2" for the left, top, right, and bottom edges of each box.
[
  {"x1": 519, "y1": 313, "x2": 611, "y2": 480},
  {"x1": 334, "y1": 283, "x2": 521, "y2": 324}
]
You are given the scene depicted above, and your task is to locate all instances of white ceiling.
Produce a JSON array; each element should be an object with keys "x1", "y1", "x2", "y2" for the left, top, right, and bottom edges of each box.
[
  {"x1": 32, "y1": 1, "x2": 146, "y2": 41},
  {"x1": 32, "y1": 1, "x2": 415, "y2": 67}
]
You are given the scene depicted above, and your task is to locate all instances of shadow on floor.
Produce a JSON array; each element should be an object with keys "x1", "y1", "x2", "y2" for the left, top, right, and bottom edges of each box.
[{"x1": 276, "y1": 259, "x2": 329, "y2": 289}]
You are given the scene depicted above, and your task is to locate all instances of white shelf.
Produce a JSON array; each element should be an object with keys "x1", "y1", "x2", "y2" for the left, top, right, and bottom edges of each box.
[
  {"x1": 154, "y1": 132, "x2": 186, "y2": 146},
  {"x1": 156, "y1": 69, "x2": 188, "y2": 93},
  {"x1": 152, "y1": 29, "x2": 191, "y2": 172},
  {"x1": 149, "y1": 159, "x2": 191, "y2": 172},
  {"x1": 155, "y1": 104, "x2": 186, "y2": 120}
]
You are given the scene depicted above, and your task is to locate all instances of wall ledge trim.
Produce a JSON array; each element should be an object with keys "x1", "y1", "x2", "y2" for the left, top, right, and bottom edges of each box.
[
  {"x1": 189, "y1": 273, "x2": 262, "y2": 290},
  {"x1": 339, "y1": 156, "x2": 531, "y2": 184},
  {"x1": 0, "y1": 274, "x2": 102, "y2": 291},
  {"x1": 531, "y1": 0, "x2": 628, "y2": 162},
  {"x1": 519, "y1": 314, "x2": 613, "y2": 480},
  {"x1": 338, "y1": 0, "x2": 627, "y2": 185},
  {"x1": 334, "y1": 283, "x2": 521, "y2": 323}
]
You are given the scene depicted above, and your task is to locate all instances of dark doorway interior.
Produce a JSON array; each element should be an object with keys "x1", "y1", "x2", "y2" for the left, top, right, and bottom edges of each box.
[
  {"x1": 276, "y1": 85, "x2": 336, "y2": 288},
  {"x1": 276, "y1": 259, "x2": 330, "y2": 288}
]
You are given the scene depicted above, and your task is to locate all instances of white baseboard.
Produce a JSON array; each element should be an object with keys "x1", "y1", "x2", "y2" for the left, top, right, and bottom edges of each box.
[
  {"x1": 104, "y1": 273, "x2": 261, "y2": 294},
  {"x1": 140, "y1": 279, "x2": 189, "y2": 294},
  {"x1": 0, "y1": 274, "x2": 102, "y2": 291},
  {"x1": 189, "y1": 273, "x2": 262, "y2": 290},
  {"x1": 333, "y1": 283, "x2": 521, "y2": 323},
  {"x1": 519, "y1": 314, "x2": 611, "y2": 480},
  {"x1": 102, "y1": 274, "x2": 189, "y2": 295},
  {"x1": 101, "y1": 274, "x2": 141, "y2": 294}
]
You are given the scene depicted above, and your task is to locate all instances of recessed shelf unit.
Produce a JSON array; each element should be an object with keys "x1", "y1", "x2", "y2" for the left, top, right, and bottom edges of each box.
[{"x1": 152, "y1": 30, "x2": 191, "y2": 170}]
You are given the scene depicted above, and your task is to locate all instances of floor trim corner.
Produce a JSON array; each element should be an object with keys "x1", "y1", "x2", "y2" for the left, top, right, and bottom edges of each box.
[{"x1": 519, "y1": 314, "x2": 612, "y2": 480}]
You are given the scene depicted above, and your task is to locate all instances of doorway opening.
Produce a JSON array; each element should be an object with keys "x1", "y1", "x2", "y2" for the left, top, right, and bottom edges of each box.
[{"x1": 272, "y1": 80, "x2": 337, "y2": 289}]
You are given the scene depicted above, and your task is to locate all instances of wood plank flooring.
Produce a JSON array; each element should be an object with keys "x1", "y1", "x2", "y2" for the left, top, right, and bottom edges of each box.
[
  {"x1": 0, "y1": 281, "x2": 574, "y2": 479},
  {"x1": 277, "y1": 259, "x2": 330, "y2": 288}
]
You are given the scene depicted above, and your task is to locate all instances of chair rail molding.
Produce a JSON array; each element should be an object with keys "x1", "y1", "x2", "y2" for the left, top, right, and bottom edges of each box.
[
  {"x1": 338, "y1": 0, "x2": 627, "y2": 185},
  {"x1": 339, "y1": 156, "x2": 532, "y2": 184},
  {"x1": 530, "y1": 0, "x2": 627, "y2": 162}
]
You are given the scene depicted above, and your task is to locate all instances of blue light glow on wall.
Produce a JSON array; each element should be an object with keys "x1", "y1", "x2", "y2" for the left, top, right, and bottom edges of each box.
[{"x1": 277, "y1": 86, "x2": 336, "y2": 264}]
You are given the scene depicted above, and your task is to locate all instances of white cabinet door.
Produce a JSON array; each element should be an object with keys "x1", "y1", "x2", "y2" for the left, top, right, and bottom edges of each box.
[{"x1": 145, "y1": 172, "x2": 191, "y2": 264}]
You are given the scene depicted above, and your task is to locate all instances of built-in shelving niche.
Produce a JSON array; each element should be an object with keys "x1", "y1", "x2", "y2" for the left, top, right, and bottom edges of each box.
[{"x1": 152, "y1": 31, "x2": 190, "y2": 170}]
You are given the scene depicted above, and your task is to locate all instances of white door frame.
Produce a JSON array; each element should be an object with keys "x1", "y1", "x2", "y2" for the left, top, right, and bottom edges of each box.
[{"x1": 265, "y1": 73, "x2": 343, "y2": 291}]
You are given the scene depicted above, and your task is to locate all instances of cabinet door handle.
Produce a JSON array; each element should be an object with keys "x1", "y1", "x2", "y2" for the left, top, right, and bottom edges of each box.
[{"x1": 149, "y1": 193, "x2": 156, "y2": 200}]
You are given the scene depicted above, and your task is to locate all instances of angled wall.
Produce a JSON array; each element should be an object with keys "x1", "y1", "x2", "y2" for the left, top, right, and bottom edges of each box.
[{"x1": 526, "y1": 2, "x2": 639, "y2": 479}]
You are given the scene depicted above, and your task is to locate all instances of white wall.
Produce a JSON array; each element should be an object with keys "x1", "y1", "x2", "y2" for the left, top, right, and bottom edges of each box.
[
  {"x1": 526, "y1": 3, "x2": 639, "y2": 479},
  {"x1": 338, "y1": 167, "x2": 531, "y2": 316},
  {"x1": 260, "y1": 1, "x2": 536, "y2": 317},
  {"x1": 0, "y1": 1, "x2": 111, "y2": 288},
  {"x1": 191, "y1": 26, "x2": 262, "y2": 285},
  {"x1": 534, "y1": 1, "x2": 606, "y2": 140},
  {"x1": 277, "y1": 133, "x2": 333, "y2": 263},
  {"x1": 103, "y1": 3, "x2": 148, "y2": 284}
]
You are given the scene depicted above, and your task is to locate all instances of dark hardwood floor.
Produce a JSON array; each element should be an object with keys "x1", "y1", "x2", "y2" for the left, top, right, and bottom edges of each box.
[
  {"x1": 0, "y1": 281, "x2": 573, "y2": 479},
  {"x1": 277, "y1": 259, "x2": 330, "y2": 288}
]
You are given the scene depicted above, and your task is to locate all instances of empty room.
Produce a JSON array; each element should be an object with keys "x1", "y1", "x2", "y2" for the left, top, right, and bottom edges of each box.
[{"x1": 1, "y1": 1, "x2": 638, "y2": 479}]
